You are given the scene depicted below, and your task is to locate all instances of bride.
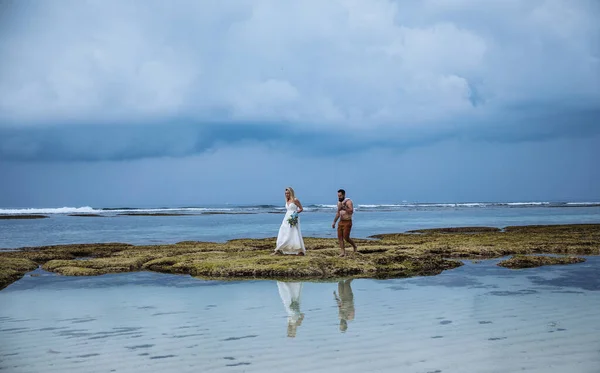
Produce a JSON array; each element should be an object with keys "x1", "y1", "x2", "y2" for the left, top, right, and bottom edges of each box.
[
  {"x1": 277, "y1": 281, "x2": 305, "y2": 337},
  {"x1": 272, "y1": 187, "x2": 306, "y2": 256}
]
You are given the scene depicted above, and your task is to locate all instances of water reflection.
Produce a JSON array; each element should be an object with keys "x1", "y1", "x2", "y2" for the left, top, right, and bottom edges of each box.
[
  {"x1": 334, "y1": 279, "x2": 355, "y2": 332},
  {"x1": 276, "y1": 281, "x2": 305, "y2": 338},
  {"x1": 4, "y1": 261, "x2": 600, "y2": 373}
]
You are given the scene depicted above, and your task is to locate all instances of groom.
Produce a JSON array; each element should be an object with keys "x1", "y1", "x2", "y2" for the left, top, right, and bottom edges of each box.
[{"x1": 332, "y1": 189, "x2": 358, "y2": 257}]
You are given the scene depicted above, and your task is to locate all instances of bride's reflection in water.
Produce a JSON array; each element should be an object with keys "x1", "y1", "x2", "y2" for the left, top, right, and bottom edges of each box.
[
  {"x1": 334, "y1": 279, "x2": 355, "y2": 332},
  {"x1": 277, "y1": 281, "x2": 305, "y2": 338}
]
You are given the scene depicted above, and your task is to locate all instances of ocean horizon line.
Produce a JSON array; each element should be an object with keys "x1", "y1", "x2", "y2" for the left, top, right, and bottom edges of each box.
[{"x1": 1, "y1": 200, "x2": 600, "y2": 215}]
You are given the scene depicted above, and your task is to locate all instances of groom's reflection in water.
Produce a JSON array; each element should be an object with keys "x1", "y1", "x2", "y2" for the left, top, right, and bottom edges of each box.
[
  {"x1": 334, "y1": 279, "x2": 355, "y2": 332},
  {"x1": 276, "y1": 281, "x2": 305, "y2": 338}
]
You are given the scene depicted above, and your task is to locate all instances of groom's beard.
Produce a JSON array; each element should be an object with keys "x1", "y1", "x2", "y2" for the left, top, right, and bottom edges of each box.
[{"x1": 338, "y1": 198, "x2": 344, "y2": 202}]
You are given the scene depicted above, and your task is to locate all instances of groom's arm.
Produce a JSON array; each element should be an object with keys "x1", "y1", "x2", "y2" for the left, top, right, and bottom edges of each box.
[
  {"x1": 333, "y1": 291, "x2": 342, "y2": 306},
  {"x1": 339, "y1": 200, "x2": 353, "y2": 218},
  {"x1": 332, "y1": 211, "x2": 340, "y2": 228}
]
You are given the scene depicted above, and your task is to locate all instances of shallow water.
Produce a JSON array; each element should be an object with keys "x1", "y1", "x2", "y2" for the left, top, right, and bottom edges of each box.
[{"x1": 1, "y1": 258, "x2": 599, "y2": 373}]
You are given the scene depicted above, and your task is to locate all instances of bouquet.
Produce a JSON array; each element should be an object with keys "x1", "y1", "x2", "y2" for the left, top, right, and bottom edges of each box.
[{"x1": 287, "y1": 212, "x2": 299, "y2": 227}]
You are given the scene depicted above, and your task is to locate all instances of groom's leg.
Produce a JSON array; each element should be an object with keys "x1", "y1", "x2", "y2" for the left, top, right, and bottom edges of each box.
[
  {"x1": 343, "y1": 221, "x2": 357, "y2": 253},
  {"x1": 337, "y1": 223, "x2": 346, "y2": 256}
]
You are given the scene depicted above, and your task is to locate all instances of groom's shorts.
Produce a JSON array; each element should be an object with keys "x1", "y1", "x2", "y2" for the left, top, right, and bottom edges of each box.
[{"x1": 338, "y1": 220, "x2": 352, "y2": 240}]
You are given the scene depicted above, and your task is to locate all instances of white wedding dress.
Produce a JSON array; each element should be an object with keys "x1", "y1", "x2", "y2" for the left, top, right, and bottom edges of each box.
[
  {"x1": 277, "y1": 281, "x2": 304, "y2": 337},
  {"x1": 277, "y1": 281, "x2": 303, "y2": 321},
  {"x1": 275, "y1": 202, "x2": 306, "y2": 255}
]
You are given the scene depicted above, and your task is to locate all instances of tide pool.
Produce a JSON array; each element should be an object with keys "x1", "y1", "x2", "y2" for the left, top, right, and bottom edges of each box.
[{"x1": 1, "y1": 257, "x2": 599, "y2": 372}]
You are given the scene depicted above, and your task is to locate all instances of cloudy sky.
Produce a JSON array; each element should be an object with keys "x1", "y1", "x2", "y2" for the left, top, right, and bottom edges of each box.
[{"x1": 0, "y1": 0, "x2": 598, "y2": 207}]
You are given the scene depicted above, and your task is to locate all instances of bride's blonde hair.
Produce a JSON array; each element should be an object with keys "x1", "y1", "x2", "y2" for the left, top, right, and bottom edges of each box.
[{"x1": 285, "y1": 187, "x2": 296, "y2": 201}]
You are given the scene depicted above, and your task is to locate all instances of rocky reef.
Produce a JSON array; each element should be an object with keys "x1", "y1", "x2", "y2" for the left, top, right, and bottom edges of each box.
[
  {"x1": 0, "y1": 215, "x2": 48, "y2": 219},
  {"x1": 498, "y1": 254, "x2": 586, "y2": 268},
  {"x1": 1, "y1": 224, "x2": 598, "y2": 290}
]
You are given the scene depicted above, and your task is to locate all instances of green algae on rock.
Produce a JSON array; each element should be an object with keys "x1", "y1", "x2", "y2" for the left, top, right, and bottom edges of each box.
[
  {"x1": 498, "y1": 255, "x2": 586, "y2": 269},
  {"x1": 0, "y1": 258, "x2": 38, "y2": 289},
  {"x1": 0, "y1": 224, "x2": 598, "y2": 290},
  {"x1": 406, "y1": 227, "x2": 501, "y2": 234}
]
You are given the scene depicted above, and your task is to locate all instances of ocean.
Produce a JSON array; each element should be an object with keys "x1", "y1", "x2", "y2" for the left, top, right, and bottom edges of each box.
[{"x1": 1, "y1": 201, "x2": 599, "y2": 249}]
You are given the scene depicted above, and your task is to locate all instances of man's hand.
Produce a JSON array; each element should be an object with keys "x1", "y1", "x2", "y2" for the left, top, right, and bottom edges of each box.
[{"x1": 332, "y1": 222, "x2": 336, "y2": 229}]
